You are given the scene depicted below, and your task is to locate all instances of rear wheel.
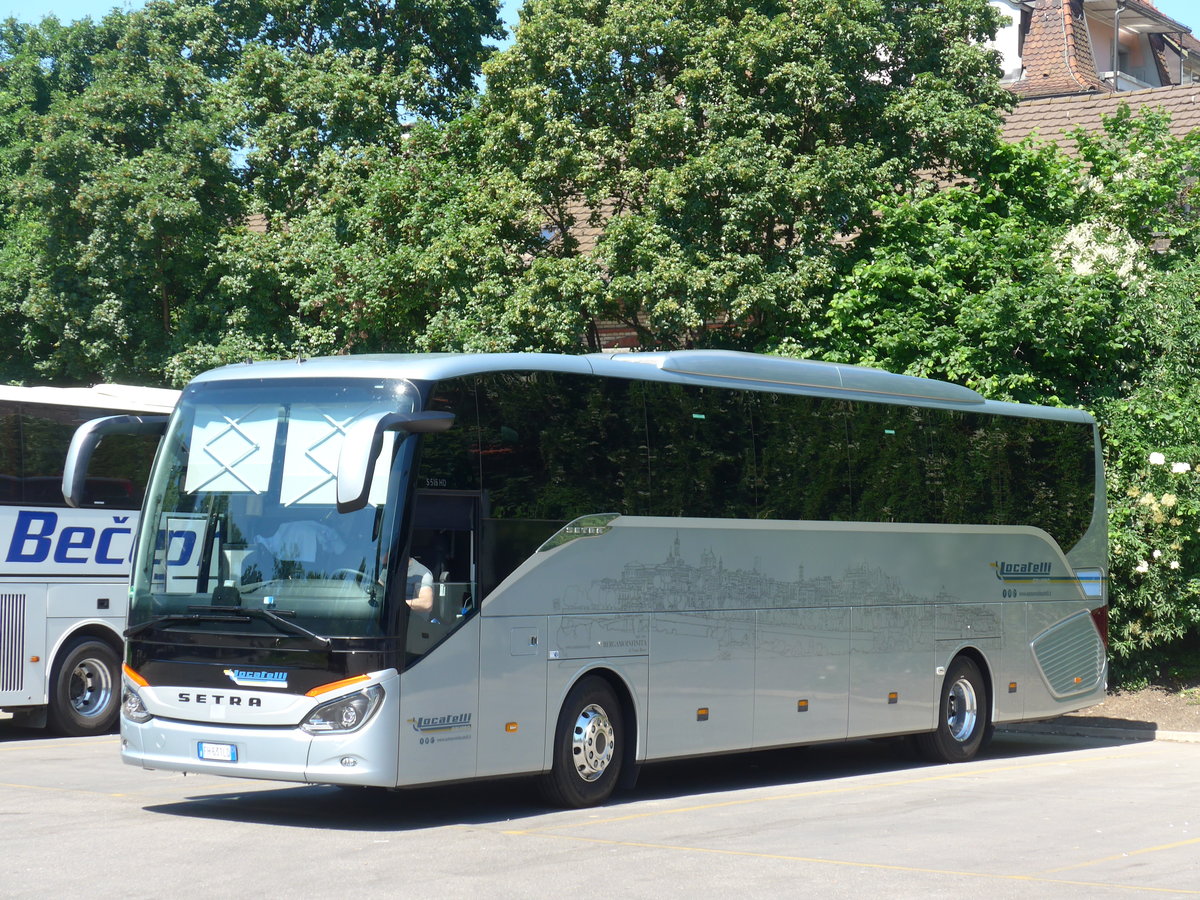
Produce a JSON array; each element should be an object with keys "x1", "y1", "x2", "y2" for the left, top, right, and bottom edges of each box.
[
  {"x1": 916, "y1": 656, "x2": 989, "y2": 763},
  {"x1": 539, "y1": 676, "x2": 624, "y2": 808},
  {"x1": 46, "y1": 638, "x2": 120, "y2": 737}
]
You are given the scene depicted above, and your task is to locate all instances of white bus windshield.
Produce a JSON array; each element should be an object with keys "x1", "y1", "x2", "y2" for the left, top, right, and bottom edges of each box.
[{"x1": 129, "y1": 378, "x2": 420, "y2": 639}]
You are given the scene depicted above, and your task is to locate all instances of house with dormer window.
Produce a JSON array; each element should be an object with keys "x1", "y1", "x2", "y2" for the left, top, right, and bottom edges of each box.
[{"x1": 988, "y1": 0, "x2": 1197, "y2": 98}]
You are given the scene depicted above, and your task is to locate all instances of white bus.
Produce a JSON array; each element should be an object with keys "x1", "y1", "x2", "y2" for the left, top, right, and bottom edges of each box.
[
  {"x1": 1, "y1": 383, "x2": 178, "y2": 735},
  {"x1": 68, "y1": 352, "x2": 1107, "y2": 806}
]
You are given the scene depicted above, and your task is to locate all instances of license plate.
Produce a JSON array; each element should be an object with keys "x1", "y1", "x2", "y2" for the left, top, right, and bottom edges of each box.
[{"x1": 198, "y1": 742, "x2": 238, "y2": 762}]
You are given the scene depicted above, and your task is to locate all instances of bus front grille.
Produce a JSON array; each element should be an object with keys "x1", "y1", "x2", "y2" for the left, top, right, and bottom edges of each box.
[{"x1": 1, "y1": 593, "x2": 25, "y2": 692}]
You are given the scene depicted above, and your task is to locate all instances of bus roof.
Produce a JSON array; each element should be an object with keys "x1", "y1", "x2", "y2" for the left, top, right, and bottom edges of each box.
[
  {"x1": 0, "y1": 382, "x2": 180, "y2": 413},
  {"x1": 187, "y1": 350, "x2": 1094, "y2": 422}
]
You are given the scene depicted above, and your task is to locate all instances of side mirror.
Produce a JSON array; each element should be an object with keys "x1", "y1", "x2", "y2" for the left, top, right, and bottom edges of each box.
[
  {"x1": 336, "y1": 410, "x2": 454, "y2": 513},
  {"x1": 63, "y1": 415, "x2": 170, "y2": 508}
]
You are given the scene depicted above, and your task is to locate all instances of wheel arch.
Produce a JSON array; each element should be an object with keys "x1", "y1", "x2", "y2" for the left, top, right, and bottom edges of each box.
[
  {"x1": 552, "y1": 664, "x2": 642, "y2": 769},
  {"x1": 49, "y1": 620, "x2": 124, "y2": 669},
  {"x1": 946, "y1": 645, "x2": 995, "y2": 725}
]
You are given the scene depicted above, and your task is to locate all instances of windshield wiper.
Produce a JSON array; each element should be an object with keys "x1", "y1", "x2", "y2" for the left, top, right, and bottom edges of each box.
[
  {"x1": 206, "y1": 606, "x2": 331, "y2": 647},
  {"x1": 125, "y1": 612, "x2": 246, "y2": 638},
  {"x1": 125, "y1": 607, "x2": 330, "y2": 648}
]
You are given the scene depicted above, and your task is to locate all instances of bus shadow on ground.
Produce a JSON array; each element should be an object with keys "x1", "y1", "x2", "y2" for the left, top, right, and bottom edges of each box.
[{"x1": 141, "y1": 732, "x2": 1130, "y2": 831}]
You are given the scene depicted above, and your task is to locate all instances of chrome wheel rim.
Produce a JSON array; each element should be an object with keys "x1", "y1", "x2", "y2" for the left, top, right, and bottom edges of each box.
[
  {"x1": 69, "y1": 657, "x2": 114, "y2": 718},
  {"x1": 946, "y1": 676, "x2": 979, "y2": 743},
  {"x1": 571, "y1": 703, "x2": 615, "y2": 782}
]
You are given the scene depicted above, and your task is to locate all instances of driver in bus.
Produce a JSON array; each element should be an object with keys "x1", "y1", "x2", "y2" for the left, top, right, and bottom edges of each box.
[{"x1": 407, "y1": 557, "x2": 435, "y2": 616}]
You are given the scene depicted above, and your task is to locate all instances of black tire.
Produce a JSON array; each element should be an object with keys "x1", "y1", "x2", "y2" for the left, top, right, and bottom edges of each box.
[
  {"x1": 915, "y1": 656, "x2": 989, "y2": 764},
  {"x1": 539, "y1": 676, "x2": 624, "y2": 808},
  {"x1": 46, "y1": 637, "x2": 120, "y2": 737}
]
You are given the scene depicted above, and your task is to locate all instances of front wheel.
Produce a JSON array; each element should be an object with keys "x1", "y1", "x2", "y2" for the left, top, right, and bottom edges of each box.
[
  {"x1": 46, "y1": 637, "x2": 120, "y2": 737},
  {"x1": 539, "y1": 676, "x2": 624, "y2": 808},
  {"x1": 915, "y1": 656, "x2": 989, "y2": 763}
]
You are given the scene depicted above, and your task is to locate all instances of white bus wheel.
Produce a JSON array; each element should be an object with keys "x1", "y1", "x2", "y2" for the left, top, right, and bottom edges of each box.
[
  {"x1": 916, "y1": 656, "x2": 989, "y2": 764},
  {"x1": 46, "y1": 638, "x2": 120, "y2": 737},
  {"x1": 540, "y1": 676, "x2": 624, "y2": 808}
]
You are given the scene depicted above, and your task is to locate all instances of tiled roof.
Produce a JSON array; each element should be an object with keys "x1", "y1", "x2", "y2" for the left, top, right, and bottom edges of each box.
[
  {"x1": 1009, "y1": 0, "x2": 1112, "y2": 99},
  {"x1": 1002, "y1": 82, "x2": 1200, "y2": 153}
]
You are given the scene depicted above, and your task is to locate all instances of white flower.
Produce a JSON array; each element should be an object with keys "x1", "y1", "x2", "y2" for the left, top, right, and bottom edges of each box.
[
  {"x1": 1162, "y1": 494, "x2": 1178, "y2": 508},
  {"x1": 1171, "y1": 561, "x2": 1181, "y2": 570},
  {"x1": 1055, "y1": 221, "x2": 1143, "y2": 284},
  {"x1": 1173, "y1": 462, "x2": 1192, "y2": 474},
  {"x1": 1150, "y1": 452, "x2": 1166, "y2": 465},
  {"x1": 1153, "y1": 549, "x2": 1163, "y2": 558},
  {"x1": 1136, "y1": 561, "x2": 1150, "y2": 573}
]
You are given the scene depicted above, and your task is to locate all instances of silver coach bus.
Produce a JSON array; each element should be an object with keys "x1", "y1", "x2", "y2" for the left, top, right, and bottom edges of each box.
[{"x1": 65, "y1": 351, "x2": 1107, "y2": 806}]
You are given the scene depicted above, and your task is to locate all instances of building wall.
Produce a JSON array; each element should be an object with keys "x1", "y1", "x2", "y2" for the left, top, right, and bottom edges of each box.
[{"x1": 989, "y1": 0, "x2": 1027, "y2": 82}]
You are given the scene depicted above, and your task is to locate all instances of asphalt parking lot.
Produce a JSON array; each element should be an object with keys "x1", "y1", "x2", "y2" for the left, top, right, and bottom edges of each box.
[{"x1": 1, "y1": 723, "x2": 1197, "y2": 899}]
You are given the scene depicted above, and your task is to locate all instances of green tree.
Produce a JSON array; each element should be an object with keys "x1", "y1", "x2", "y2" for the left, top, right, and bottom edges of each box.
[
  {"x1": 1100, "y1": 256, "x2": 1200, "y2": 683},
  {"x1": 8, "y1": 4, "x2": 240, "y2": 385},
  {"x1": 0, "y1": 0, "x2": 505, "y2": 385},
  {"x1": 816, "y1": 139, "x2": 1147, "y2": 405},
  {"x1": 293, "y1": 0, "x2": 1013, "y2": 354},
  {"x1": 821, "y1": 106, "x2": 1200, "y2": 683},
  {"x1": 279, "y1": 114, "x2": 584, "y2": 356},
  {"x1": 224, "y1": 0, "x2": 503, "y2": 219},
  {"x1": 0, "y1": 14, "x2": 127, "y2": 381}
]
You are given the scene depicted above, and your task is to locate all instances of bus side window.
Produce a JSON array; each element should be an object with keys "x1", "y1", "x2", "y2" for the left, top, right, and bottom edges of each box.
[{"x1": 0, "y1": 402, "x2": 18, "y2": 502}]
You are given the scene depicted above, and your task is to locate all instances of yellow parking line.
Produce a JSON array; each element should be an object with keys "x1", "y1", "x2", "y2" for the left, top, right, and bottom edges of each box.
[
  {"x1": 505, "y1": 831, "x2": 1200, "y2": 895},
  {"x1": 0, "y1": 781, "x2": 126, "y2": 798},
  {"x1": 1040, "y1": 836, "x2": 1200, "y2": 875}
]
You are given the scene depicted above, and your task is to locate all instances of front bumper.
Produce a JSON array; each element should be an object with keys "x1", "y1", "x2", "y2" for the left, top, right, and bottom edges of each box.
[{"x1": 120, "y1": 675, "x2": 401, "y2": 787}]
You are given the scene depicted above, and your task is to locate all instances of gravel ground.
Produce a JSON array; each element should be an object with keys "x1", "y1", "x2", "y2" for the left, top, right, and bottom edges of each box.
[{"x1": 1058, "y1": 681, "x2": 1200, "y2": 733}]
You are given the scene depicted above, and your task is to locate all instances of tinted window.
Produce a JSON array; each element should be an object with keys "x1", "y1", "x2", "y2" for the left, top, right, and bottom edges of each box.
[
  {"x1": 754, "y1": 392, "x2": 856, "y2": 521},
  {"x1": 0, "y1": 403, "x2": 18, "y2": 502},
  {"x1": 640, "y1": 381, "x2": 759, "y2": 518},
  {"x1": 423, "y1": 374, "x2": 1096, "y2": 597},
  {"x1": 0, "y1": 403, "x2": 159, "y2": 508},
  {"x1": 426, "y1": 373, "x2": 651, "y2": 594},
  {"x1": 849, "y1": 403, "x2": 1096, "y2": 547}
]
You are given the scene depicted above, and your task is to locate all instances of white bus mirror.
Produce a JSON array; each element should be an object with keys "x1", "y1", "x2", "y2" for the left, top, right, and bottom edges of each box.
[
  {"x1": 62, "y1": 415, "x2": 170, "y2": 508},
  {"x1": 336, "y1": 410, "x2": 455, "y2": 514}
]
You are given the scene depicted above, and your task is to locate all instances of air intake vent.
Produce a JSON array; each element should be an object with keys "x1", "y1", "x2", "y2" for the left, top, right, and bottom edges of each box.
[
  {"x1": 1, "y1": 593, "x2": 26, "y2": 692},
  {"x1": 1030, "y1": 611, "x2": 1105, "y2": 698}
]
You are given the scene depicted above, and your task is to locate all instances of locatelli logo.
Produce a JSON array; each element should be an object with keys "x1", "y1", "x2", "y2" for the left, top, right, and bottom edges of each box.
[
  {"x1": 224, "y1": 668, "x2": 288, "y2": 688},
  {"x1": 992, "y1": 561, "x2": 1054, "y2": 582},
  {"x1": 408, "y1": 713, "x2": 472, "y2": 734}
]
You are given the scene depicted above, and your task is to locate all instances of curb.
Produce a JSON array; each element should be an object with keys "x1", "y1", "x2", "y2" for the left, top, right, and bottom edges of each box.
[{"x1": 1000, "y1": 722, "x2": 1200, "y2": 743}]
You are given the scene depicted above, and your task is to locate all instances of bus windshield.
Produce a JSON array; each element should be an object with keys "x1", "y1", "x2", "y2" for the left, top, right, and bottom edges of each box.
[{"x1": 129, "y1": 377, "x2": 420, "y2": 639}]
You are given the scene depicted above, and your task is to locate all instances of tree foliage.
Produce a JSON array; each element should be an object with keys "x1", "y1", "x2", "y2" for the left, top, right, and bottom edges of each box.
[
  {"x1": 402, "y1": 0, "x2": 1014, "y2": 351},
  {"x1": 0, "y1": 0, "x2": 502, "y2": 385},
  {"x1": 820, "y1": 107, "x2": 1200, "y2": 682}
]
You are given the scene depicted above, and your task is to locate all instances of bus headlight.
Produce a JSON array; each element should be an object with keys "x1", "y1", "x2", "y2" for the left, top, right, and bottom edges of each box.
[
  {"x1": 122, "y1": 683, "x2": 153, "y2": 724},
  {"x1": 301, "y1": 685, "x2": 384, "y2": 735}
]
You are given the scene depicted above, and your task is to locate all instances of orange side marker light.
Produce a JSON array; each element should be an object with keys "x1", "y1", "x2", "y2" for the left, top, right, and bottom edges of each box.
[{"x1": 306, "y1": 674, "x2": 370, "y2": 698}]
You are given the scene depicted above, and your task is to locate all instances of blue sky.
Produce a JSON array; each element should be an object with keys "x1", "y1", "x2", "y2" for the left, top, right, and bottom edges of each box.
[
  {"x1": 1, "y1": 0, "x2": 515, "y2": 30},
  {"x1": 1, "y1": 0, "x2": 1195, "y2": 47}
]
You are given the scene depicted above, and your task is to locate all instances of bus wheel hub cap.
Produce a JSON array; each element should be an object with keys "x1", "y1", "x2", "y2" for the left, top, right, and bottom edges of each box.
[
  {"x1": 947, "y1": 677, "x2": 978, "y2": 742},
  {"x1": 571, "y1": 704, "x2": 614, "y2": 782}
]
